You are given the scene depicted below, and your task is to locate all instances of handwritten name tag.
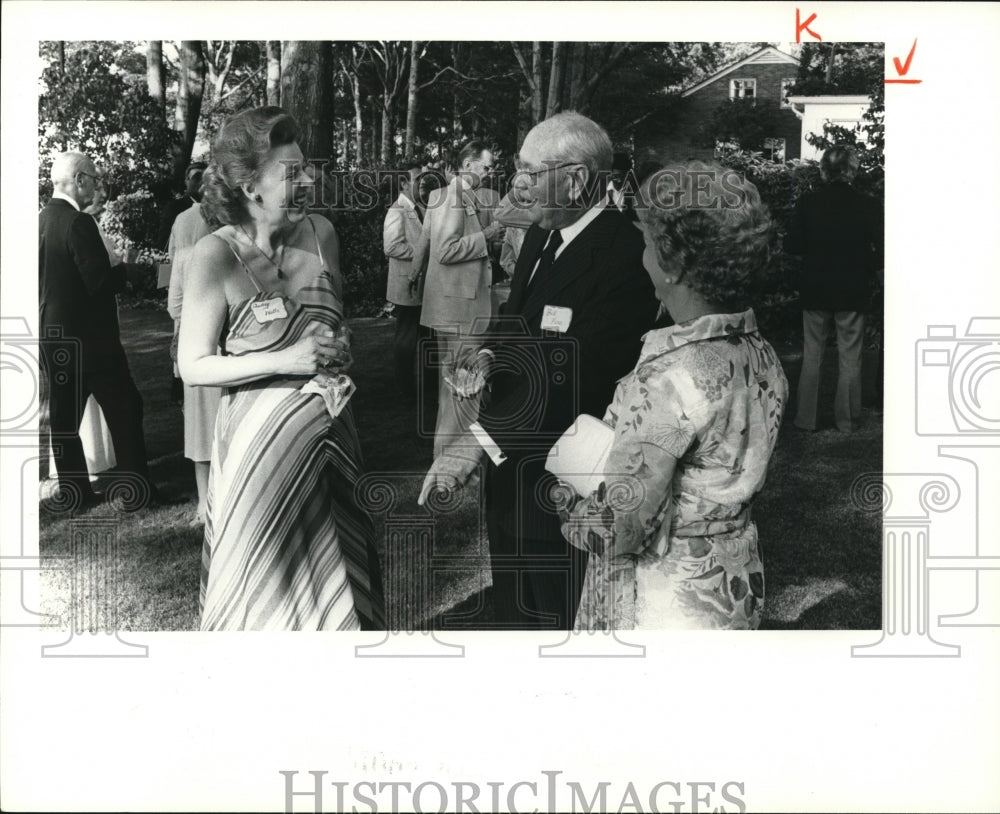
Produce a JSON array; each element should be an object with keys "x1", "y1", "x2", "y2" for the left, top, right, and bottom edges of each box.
[
  {"x1": 250, "y1": 297, "x2": 288, "y2": 324},
  {"x1": 541, "y1": 305, "x2": 573, "y2": 333}
]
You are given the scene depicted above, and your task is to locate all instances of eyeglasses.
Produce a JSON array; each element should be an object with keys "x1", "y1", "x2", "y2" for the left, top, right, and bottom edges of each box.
[
  {"x1": 76, "y1": 171, "x2": 102, "y2": 185},
  {"x1": 516, "y1": 162, "x2": 580, "y2": 185}
]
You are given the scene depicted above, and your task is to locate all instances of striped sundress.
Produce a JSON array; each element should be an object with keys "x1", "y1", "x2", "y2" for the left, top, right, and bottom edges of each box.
[{"x1": 199, "y1": 219, "x2": 386, "y2": 631}]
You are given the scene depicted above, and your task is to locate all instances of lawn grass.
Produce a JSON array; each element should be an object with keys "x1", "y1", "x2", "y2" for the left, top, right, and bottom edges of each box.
[{"x1": 38, "y1": 308, "x2": 882, "y2": 631}]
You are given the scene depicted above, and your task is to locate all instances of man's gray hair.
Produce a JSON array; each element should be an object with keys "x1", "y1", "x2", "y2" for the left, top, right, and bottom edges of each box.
[
  {"x1": 527, "y1": 111, "x2": 613, "y2": 179},
  {"x1": 50, "y1": 151, "x2": 93, "y2": 185}
]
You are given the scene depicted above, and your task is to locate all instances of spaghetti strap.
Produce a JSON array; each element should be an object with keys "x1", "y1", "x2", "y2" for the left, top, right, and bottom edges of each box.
[
  {"x1": 308, "y1": 216, "x2": 328, "y2": 272},
  {"x1": 218, "y1": 230, "x2": 264, "y2": 294}
]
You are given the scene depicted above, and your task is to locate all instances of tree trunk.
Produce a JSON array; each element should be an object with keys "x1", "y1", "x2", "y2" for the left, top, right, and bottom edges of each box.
[
  {"x1": 266, "y1": 41, "x2": 281, "y2": 106},
  {"x1": 173, "y1": 41, "x2": 206, "y2": 184},
  {"x1": 380, "y1": 97, "x2": 393, "y2": 166},
  {"x1": 369, "y1": 98, "x2": 379, "y2": 166},
  {"x1": 545, "y1": 42, "x2": 565, "y2": 119},
  {"x1": 451, "y1": 42, "x2": 463, "y2": 144},
  {"x1": 146, "y1": 41, "x2": 166, "y2": 117},
  {"x1": 568, "y1": 42, "x2": 587, "y2": 110},
  {"x1": 404, "y1": 40, "x2": 420, "y2": 161},
  {"x1": 280, "y1": 41, "x2": 334, "y2": 162},
  {"x1": 353, "y1": 78, "x2": 364, "y2": 166},
  {"x1": 58, "y1": 41, "x2": 65, "y2": 76},
  {"x1": 531, "y1": 41, "x2": 544, "y2": 125},
  {"x1": 825, "y1": 42, "x2": 838, "y2": 84}
]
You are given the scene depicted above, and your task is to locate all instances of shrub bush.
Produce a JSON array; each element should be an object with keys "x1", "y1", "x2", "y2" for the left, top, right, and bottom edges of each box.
[{"x1": 332, "y1": 207, "x2": 389, "y2": 319}]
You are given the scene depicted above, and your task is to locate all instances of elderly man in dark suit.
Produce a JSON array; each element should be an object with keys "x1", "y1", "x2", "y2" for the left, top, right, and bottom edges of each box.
[
  {"x1": 420, "y1": 113, "x2": 658, "y2": 629},
  {"x1": 39, "y1": 151, "x2": 154, "y2": 510}
]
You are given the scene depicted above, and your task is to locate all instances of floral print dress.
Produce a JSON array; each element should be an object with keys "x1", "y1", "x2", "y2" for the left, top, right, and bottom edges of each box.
[{"x1": 560, "y1": 309, "x2": 788, "y2": 630}]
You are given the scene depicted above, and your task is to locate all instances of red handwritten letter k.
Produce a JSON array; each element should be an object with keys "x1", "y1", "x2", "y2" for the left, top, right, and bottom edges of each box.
[{"x1": 796, "y1": 8, "x2": 822, "y2": 42}]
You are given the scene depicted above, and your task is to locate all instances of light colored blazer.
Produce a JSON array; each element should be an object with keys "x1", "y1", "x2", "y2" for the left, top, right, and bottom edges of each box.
[
  {"x1": 383, "y1": 193, "x2": 424, "y2": 307},
  {"x1": 417, "y1": 179, "x2": 493, "y2": 335},
  {"x1": 166, "y1": 203, "x2": 212, "y2": 321}
]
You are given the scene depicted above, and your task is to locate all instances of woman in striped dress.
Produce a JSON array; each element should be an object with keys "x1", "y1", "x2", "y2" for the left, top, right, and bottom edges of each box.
[{"x1": 178, "y1": 107, "x2": 385, "y2": 630}]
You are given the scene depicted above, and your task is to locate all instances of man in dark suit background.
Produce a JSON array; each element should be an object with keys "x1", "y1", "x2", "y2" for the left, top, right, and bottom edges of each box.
[
  {"x1": 40, "y1": 151, "x2": 153, "y2": 509},
  {"x1": 156, "y1": 161, "x2": 206, "y2": 251},
  {"x1": 419, "y1": 112, "x2": 658, "y2": 629},
  {"x1": 787, "y1": 145, "x2": 883, "y2": 433}
]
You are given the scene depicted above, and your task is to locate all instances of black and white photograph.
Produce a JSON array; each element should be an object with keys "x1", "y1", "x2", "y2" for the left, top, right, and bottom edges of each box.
[
  {"x1": 2, "y1": 3, "x2": 998, "y2": 813},
  {"x1": 33, "y1": 38, "x2": 885, "y2": 633}
]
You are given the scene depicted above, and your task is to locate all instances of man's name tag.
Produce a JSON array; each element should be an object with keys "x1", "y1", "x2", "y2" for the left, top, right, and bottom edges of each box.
[
  {"x1": 541, "y1": 305, "x2": 573, "y2": 333},
  {"x1": 250, "y1": 297, "x2": 288, "y2": 324}
]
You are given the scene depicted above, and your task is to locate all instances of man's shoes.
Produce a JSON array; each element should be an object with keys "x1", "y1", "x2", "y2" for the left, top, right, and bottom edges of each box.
[
  {"x1": 102, "y1": 476, "x2": 163, "y2": 512},
  {"x1": 40, "y1": 484, "x2": 103, "y2": 517}
]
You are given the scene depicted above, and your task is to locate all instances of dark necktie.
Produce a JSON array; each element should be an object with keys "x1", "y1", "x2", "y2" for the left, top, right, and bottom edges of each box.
[{"x1": 527, "y1": 229, "x2": 563, "y2": 292}]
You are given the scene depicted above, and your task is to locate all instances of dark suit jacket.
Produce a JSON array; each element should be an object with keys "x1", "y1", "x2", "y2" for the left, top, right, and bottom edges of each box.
[
  {"x1": 477, "y1": 206, "x2": 658, "y2": 540},
  {"x1": 39, "y1": 198, "x2": 127, "y2": 372},
  {"x1": 787, "y1": 181, "x2": 883, "y2": 312},
  {"x1": 156, "y1": 196, "x2": 194, "y2": 250}
]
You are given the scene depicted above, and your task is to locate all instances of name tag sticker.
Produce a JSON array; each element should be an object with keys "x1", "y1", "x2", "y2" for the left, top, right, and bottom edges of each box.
[
  {"x1": 250, "y1": 297, "x2": 288, "y2": 324},
  {"x1": 541, "y1": 305, "x2": 573, "y2": 333}
]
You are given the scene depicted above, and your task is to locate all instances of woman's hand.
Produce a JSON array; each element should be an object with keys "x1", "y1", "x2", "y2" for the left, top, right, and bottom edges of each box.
[{"x1": 280, "y1": 327, "x2": 352, "y2": 376}]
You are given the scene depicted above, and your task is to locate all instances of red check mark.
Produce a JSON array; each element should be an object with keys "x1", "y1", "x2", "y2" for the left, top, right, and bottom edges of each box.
[{"x1": 893, "y1": 39, "x2": 918, "y2": 76}]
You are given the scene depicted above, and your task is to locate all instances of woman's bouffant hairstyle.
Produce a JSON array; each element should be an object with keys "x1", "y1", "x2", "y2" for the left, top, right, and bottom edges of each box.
[
  {"x1": 638, "y1": 161, "x2": 777, "y2": 313},
  {"x1": 200, "y1": 106, "x2": 301, "y2": 226}
]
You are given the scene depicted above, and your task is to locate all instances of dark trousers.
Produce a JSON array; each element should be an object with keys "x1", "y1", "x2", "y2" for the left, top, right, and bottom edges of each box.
[
  {"x1": 392, "y1": 305, "x2": 425, "y2": 395},
  {"x1": 486, "y1": 499, "x2": 589, "y2": 631},
  {"x1": 43, "y1": 342, "x2": 150, "y2": 500},
  {"x1": 390, "y1": 306, "x2": 436, "y2": 440}
]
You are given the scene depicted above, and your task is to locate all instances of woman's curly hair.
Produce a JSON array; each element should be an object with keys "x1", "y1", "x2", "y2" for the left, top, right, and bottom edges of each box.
[
  {"x1": 638, "y1": 161, "x2": 778, "y2": 313},
  {"x1": 200, "y1": 106, "x2": 301, "y2": 227}
]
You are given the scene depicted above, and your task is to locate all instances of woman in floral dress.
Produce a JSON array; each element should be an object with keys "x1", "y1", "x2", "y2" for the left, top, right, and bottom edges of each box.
[{"x1": 559, "y1": 161, "x2": 788, "y2": 630}]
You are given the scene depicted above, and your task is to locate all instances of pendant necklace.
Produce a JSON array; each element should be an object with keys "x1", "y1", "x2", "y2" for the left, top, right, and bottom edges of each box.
[{"x1": 239, "y1": 224, "x2": 287, "y2": 279}]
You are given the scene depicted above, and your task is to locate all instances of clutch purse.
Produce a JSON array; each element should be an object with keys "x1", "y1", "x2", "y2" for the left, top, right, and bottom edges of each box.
[{"x1": 545, "y1": 414, "x2": 615, "y2": 497}]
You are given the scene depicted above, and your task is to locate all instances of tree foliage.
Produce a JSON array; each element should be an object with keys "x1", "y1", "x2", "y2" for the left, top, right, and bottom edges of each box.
[
  {"x1": 38, "y1": 41, "x2": 174, "y2": 203},
  {"x1": 39, "y1": 39, "x2": 814, "y2": 317}
]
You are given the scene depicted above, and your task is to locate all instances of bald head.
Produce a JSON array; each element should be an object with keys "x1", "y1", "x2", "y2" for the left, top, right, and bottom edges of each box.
[
  {"x1": 521, "y1": 112, "x2": 613, "y2": 180},
  {"x1": 516, "y1": 111, "x2": 614, "y2": 230},
  {"x1": 50, "y1": 151, "x2": 100, "y2": 209}
]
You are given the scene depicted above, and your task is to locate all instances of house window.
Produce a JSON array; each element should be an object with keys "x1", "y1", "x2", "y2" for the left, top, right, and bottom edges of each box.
[
  {"x1": 763, "y1": 137, "x2": 786, "y2": 161},
  {"x1": 729, "y1": 78, "x2": 756, "y2": 102},
  {"x1": 780, "y1": 78, "x2": 796, "y2": 109}
]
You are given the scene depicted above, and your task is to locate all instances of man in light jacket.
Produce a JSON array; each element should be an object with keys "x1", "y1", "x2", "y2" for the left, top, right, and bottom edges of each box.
[
  {"x1": 414, "y1": 141, "x2": 505, "y2": 456},
  {"x1": 383, "y1": 161, "x2": 430, "y2": 401}
]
